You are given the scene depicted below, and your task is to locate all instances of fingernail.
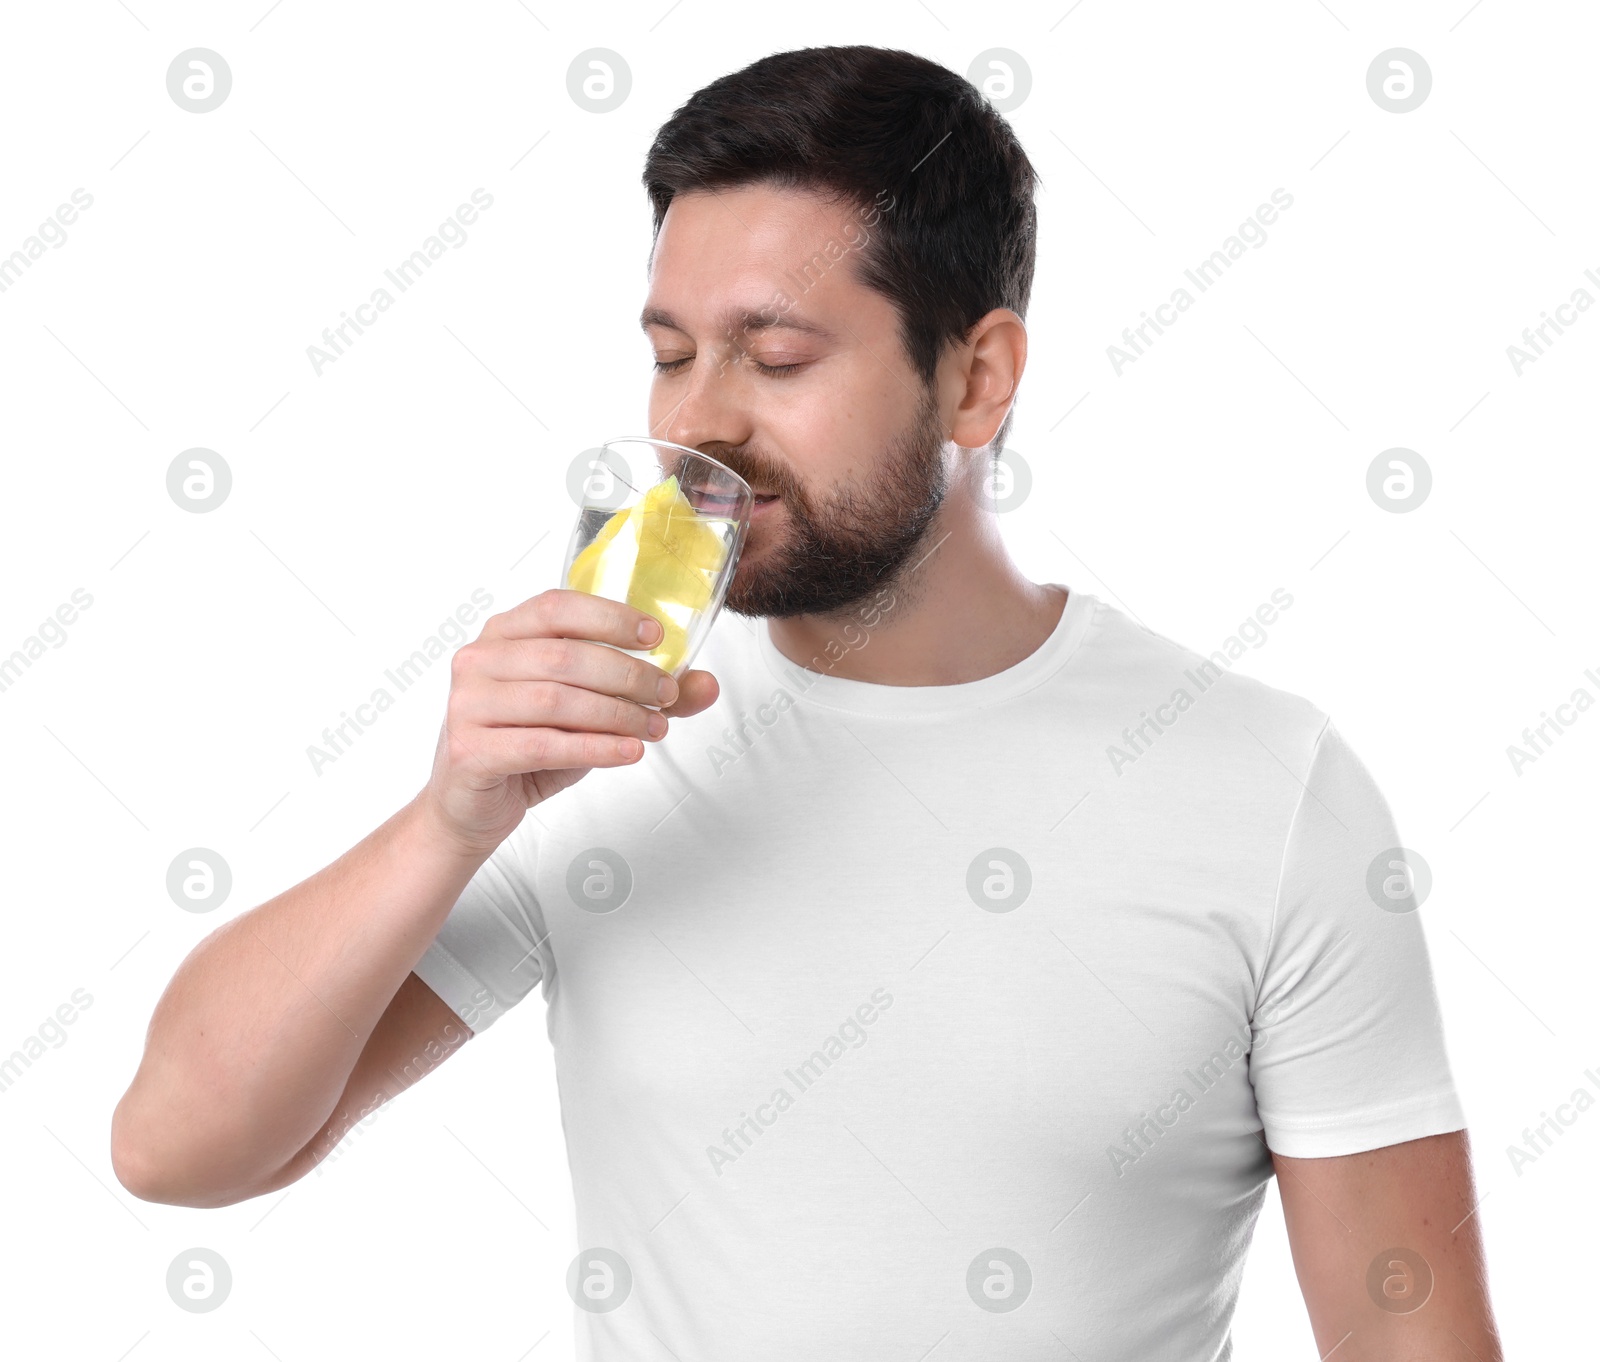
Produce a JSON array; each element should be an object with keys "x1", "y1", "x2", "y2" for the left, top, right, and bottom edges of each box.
[
  {"x1": 638, "y1": 618, "x2": 660, "y2": 643},
  {"x1": 657, "y1": 675, "x2": 678, "y2": 704},
  {"x1": 647, "y1": 712, "x2": 668, "y2": 738}
]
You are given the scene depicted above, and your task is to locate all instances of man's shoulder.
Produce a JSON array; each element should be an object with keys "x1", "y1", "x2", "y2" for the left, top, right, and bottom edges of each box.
[{"x1": 1081, "y1": 598, "x2": 1331, "y2": 769}]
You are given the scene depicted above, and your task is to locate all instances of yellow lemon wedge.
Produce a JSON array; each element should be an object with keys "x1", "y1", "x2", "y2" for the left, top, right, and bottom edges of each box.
[{"x1": 566, "y1": 475, "x2": 729, "y2": 672}]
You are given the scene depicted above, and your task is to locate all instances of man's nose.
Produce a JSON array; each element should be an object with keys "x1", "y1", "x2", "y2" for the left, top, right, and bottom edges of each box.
[{"x1": 652, "y1": 348, "x2": 754, "y2": 453}]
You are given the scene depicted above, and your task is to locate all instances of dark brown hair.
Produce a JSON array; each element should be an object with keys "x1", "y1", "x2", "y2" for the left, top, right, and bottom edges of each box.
[{"x1": 643, "y1": 45, "x2": 1038, "y2": 450}]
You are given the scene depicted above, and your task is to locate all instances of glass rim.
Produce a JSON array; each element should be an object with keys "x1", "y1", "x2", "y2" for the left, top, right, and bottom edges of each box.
[{"x1": 599, "y1": 435, "x2": 754, "y2": 499}]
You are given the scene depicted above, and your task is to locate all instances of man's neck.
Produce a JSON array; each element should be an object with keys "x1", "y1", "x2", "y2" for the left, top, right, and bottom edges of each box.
[{"x1": 762, "y1": 481, "x2": 1067, "y2": 687}]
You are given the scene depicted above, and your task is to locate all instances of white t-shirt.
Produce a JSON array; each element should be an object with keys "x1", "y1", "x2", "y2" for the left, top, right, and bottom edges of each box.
[{"x1": 414, "y1": 586, "x2": 1465, "y2": 1360}]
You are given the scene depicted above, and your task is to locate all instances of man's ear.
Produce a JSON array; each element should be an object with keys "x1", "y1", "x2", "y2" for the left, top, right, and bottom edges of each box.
[{"x1": 947, "y1": 309, "x2": 1027, "y2": 451}]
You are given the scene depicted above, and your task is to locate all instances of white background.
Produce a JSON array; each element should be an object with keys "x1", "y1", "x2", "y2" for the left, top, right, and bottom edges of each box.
[{"x1": 1, "y1": 1, "x2": 1594, "y2": 1357}]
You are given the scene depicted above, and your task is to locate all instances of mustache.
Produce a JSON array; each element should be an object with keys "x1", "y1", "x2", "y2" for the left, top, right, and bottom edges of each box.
[{"x1": 691, "y1": 444, "x2": 800, "y2": 500}]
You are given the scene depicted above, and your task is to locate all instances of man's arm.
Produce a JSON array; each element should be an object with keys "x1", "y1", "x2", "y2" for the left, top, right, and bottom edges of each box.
[
  {"x1": 246, "y1": 969, "x2": 473, "y2": 1195},
  {"x1": 110, "y1": 797, "x2": 493, "y2": 1208},
  {"x1": 110, "y1": 592, "x2": 709, "y2": 1209},
  {"x1": 1272, "y1": 1129, "x2": 1503, "y2": 1360}
]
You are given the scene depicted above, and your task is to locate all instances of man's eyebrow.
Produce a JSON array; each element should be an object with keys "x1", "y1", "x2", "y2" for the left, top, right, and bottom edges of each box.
[{"x1": 639, "y1": 306, "x2": 836, "y2": 341}]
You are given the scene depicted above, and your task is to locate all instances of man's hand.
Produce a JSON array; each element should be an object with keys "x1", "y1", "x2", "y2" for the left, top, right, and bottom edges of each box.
[
  {"x1": 1272, "y1": 1129, "x2": 1503, "y2": 1360},
  {"x1": 422, "y1": 589, "x2": 720, "y2": 857}
]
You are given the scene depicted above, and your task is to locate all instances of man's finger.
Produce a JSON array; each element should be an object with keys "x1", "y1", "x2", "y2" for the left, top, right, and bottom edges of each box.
[{"x1": 661, "y1": 669, "x2": 719, "y2": 719}]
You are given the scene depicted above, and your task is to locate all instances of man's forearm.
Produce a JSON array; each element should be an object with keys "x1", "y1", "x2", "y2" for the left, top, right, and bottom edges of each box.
[{"x1": 111, "y1": 792, "x2": 490, "y2": 1206}]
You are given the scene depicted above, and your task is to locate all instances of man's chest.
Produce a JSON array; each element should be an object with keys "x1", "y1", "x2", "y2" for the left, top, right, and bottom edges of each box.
[{"x1": 527, "y1": 757, "x2": 1279, "y2": 1202}]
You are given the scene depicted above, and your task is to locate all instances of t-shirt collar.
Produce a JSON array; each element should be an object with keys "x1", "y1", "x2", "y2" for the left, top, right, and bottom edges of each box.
[{"x1": 752, "y1": 584, "x2": 1096, "y2": 717}]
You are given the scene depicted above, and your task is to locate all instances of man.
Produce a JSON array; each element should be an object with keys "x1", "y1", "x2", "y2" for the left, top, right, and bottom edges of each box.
[{"x1": 113, "y1": 45, "x2": 1503, "y2": 1360}]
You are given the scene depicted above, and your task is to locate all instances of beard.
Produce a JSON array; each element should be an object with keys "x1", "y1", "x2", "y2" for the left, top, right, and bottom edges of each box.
[{"x1": 703, "y1": 392, "x2": 949, "y2": 620}]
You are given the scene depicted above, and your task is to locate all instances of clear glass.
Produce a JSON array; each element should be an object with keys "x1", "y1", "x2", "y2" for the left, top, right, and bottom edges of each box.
[{"x1": 560, "y1": 437, "x2": 754, "y2": 678}]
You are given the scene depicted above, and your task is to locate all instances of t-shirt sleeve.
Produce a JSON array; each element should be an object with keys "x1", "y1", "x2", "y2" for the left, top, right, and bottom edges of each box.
[
  {"x1": 1248, "y1": 718, "x2": 1467, "y2": 1158},
  {"x1": 411, "y1": 817, "x2": 552, "y2": 1035}
]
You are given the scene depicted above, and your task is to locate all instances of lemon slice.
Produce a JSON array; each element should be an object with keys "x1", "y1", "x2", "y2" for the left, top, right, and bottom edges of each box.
[{"x1": 567, "y1": 475, "x2": 728, "y2": 671}]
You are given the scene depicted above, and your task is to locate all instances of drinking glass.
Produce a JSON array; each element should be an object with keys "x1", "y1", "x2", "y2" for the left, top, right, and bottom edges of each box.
[{"x1": 560, "y1": 437, "x2": 753, "y2": 679}]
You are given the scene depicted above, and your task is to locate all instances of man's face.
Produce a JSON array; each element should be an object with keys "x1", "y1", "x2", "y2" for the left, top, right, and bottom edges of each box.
[{"x1": 641, "y1": 184, "x2": 950, "y2": 620}]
